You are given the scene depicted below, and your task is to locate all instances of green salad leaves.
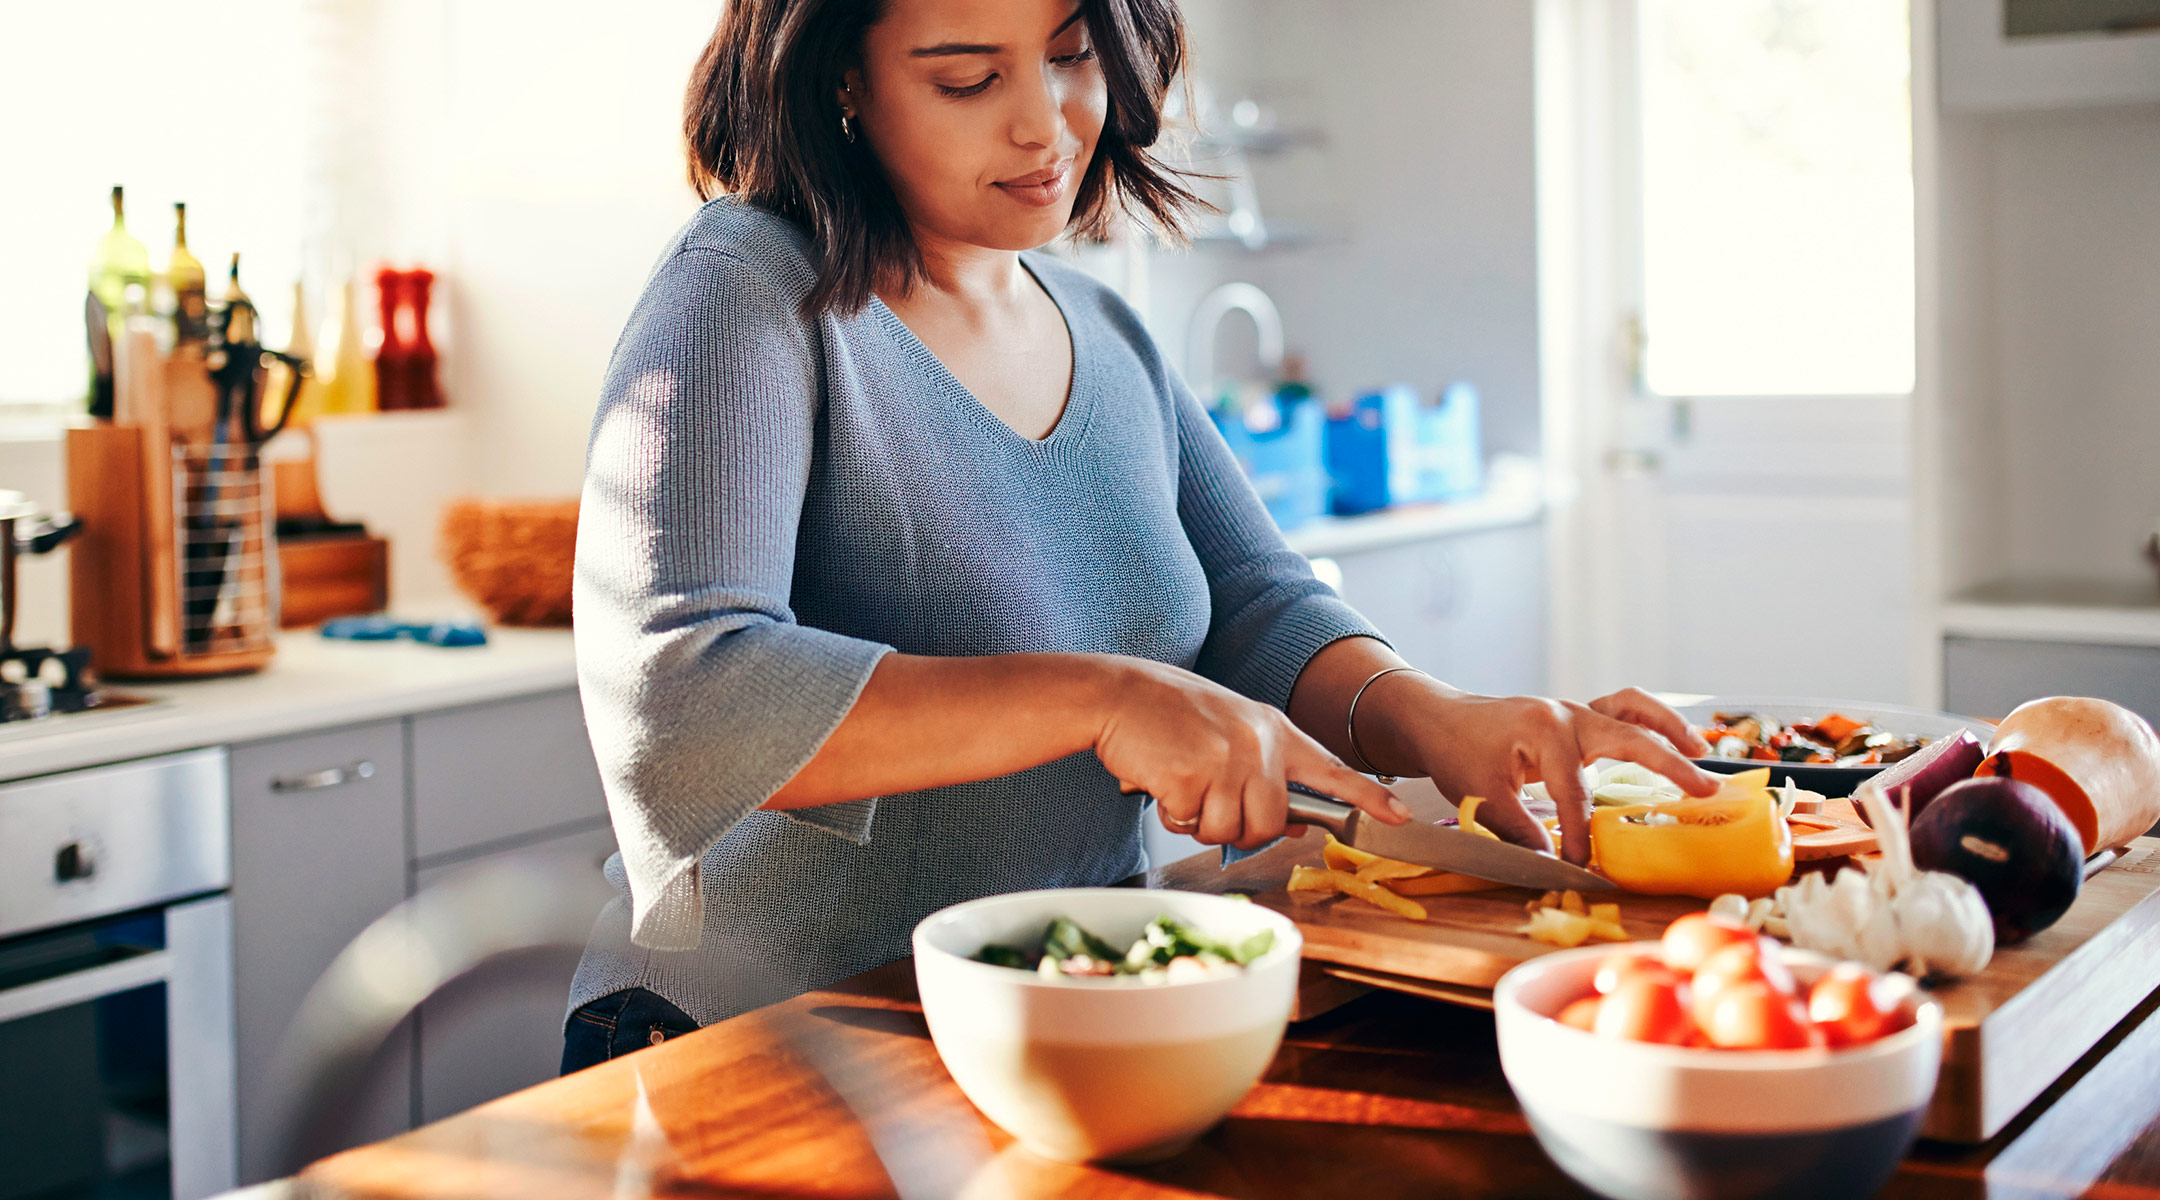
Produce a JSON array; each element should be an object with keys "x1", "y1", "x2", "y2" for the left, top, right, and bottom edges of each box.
[{"x1": 973, "y1": 914, "x2": 1276, "y2": 981}]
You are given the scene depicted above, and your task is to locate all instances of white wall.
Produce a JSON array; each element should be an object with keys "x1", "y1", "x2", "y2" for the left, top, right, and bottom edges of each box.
[
  {"x1": 376, "y1": 0, "x2": 1541, "y2": 498},
  {"x1": 1154, "y1": 0, "x2": 1543, "y2": 458},
  {"x1": 432, "y1": 1, "x2": 719, "y2": 497},
  {"x1": 301, "y1": 0, "x2": 716, "y2": 603}
]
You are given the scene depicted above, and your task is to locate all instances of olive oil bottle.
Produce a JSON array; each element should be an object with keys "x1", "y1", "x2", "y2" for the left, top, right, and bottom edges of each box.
[
  {"x1": 87, "y1": 185, "x2": 151, "y2": 340},
  {"x1": 168, "y1": 202, "x2": 209, "y2": 346}
]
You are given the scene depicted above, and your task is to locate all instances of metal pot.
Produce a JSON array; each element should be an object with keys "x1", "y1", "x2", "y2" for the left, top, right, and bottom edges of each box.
[{"x1": 0, "y1": 491, "x2": 82, "y2": 717}]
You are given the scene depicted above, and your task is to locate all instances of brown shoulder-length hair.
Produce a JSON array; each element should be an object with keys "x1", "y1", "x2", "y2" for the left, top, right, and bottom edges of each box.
[{"x1": 684, "y1": 0, "x2": 1209, "y2": 316}]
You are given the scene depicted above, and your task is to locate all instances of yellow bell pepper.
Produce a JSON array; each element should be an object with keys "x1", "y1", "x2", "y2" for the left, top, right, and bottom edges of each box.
[{"x1": 1589, "y1": 779, "x2": 1793, "y2": 899}]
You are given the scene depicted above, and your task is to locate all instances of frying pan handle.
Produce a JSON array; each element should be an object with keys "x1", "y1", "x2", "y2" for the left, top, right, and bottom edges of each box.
[{"x1": 1284, "y1": 781, "x2": 1355, "y2": 838}]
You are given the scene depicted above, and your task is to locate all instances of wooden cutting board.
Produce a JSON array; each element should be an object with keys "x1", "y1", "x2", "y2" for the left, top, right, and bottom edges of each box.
[{"x1": 1244, "y1": 835, "x2": 2160, "y2": 1144}]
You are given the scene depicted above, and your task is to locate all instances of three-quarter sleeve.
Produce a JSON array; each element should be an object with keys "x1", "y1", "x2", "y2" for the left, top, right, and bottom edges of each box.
[
  {"x1": 575, "y1": 247, "x2": 893, "y2": 952},
  {"x1": 1172, "y1": 376, "x2": 1389, "y2": 708}
]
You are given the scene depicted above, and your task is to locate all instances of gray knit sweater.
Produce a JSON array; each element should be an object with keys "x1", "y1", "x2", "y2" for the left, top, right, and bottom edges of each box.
[{"x1": 567, "y1": 196, "x2": 1383, "y2": 1027}]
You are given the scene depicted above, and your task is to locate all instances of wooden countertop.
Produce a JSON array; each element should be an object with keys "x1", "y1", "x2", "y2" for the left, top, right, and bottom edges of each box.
[{"x1": 299, "y1": 843, "x2": 2160, "y2": 1199}]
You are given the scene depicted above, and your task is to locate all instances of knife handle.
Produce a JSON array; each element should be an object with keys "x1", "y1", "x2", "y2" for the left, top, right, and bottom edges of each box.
[{"x1": 1284, "y1": 782, "x2": 1357, "y2": 839}]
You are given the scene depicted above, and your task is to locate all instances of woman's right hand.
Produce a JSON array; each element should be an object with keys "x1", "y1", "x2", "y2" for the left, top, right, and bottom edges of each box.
[{"x1": 1092, "y1": 657, "x2": 1411, "y2": 850}]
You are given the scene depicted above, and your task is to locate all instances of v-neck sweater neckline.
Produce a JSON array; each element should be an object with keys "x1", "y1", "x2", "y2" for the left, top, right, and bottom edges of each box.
[{"x1": 865, "y1": 252, "x2": 1096, "y2": 453}]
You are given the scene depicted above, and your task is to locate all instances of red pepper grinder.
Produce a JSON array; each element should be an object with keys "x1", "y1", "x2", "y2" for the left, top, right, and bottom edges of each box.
[
  {"x1": 403, "y1": 267, "x2": 442, "y2": 409},
  {"x1": 373, "y1": 266, "x2": 411, "y2": 410}
]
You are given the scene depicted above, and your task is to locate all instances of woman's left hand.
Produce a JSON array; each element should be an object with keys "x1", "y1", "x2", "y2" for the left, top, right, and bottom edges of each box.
[{"x1": 1374, "y1": 682, "x2": 1723, "y2": 865}]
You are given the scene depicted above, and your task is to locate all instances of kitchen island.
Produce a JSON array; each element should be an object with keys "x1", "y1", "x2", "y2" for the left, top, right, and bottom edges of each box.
[{"x1": 286, "y1": 844, "x2": 2160, "y2": 1200}]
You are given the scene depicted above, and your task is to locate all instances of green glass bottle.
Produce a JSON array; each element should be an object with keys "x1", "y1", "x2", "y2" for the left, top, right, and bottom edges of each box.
[
  {"x1": 168, "y1": 202, "x2": 208, "y2": 346},
  {"x1": 88, "y1": 185, "x2": 151, "y2": 340}
]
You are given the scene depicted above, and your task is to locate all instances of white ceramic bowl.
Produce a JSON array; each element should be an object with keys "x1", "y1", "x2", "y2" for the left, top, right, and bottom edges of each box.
[
  {"x1": 1495, "y1": 943, "x2": 1942, "y2": 1200},
  {"x1": 913, "y1": 888, "x2": 1300, "y2": 1163}
]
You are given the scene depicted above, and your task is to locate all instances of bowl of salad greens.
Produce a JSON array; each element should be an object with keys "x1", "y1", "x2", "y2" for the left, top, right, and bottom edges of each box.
[{"x1": 912, "y1": 887, "x2": 1301, "y2": 1164}]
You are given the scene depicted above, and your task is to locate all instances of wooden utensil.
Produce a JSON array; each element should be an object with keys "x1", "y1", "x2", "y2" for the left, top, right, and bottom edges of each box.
[{"x1": 117, "y1": 328, "x2": 180, "y2": 658}]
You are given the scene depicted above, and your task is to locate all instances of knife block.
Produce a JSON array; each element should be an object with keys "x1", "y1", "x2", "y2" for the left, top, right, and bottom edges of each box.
[{"x1": 69, "y1": 420, "x2": 277, "y2": 680}]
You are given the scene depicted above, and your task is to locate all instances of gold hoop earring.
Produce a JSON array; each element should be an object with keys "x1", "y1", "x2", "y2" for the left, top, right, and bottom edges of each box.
[{"x1": 840, "y1": 112, "x2": 857, "y2": 143}]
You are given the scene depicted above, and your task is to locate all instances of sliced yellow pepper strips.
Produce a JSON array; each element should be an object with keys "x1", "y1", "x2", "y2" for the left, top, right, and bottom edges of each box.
[
  {"x1": 1456, "y1": 796, "x2": 1502, "y2": 839},
  {"x1": 1589, "y1": 786, "x2": 1794, "y2": 900},
  {"x1": 1390, "y1": 872, "x2": 1504, "y2": 897},
  {"x1": 1322, "y1": 835, "x2": 1380, "y2": 873}
]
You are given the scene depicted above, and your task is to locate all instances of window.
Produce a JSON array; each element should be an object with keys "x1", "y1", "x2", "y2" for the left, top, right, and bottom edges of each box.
[
  {"x1": 1638, "y1": 0, "x2": 1915, "y2": 397},
  {"x1": 0, "y1": 2, "x2": 309, "y2": 407}
]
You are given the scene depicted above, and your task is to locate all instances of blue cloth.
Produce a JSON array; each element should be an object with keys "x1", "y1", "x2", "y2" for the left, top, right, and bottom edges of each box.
[{"x1": 567, "y1": 197, "x2": 1384, "y2": 1026}]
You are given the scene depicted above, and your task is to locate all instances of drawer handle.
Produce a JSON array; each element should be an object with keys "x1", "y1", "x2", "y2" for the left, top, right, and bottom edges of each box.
[
  {"x1": 54, "y1": 840, "x2": 96, "y2": 883},
  {"x1": 271, "y1": 760, "x2": 377, "y2": 793}
]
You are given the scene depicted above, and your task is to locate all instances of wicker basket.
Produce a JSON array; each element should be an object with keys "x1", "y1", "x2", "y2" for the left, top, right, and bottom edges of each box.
[{"x1": 439, "y1": 497, "x2": 577, "y2": 626}]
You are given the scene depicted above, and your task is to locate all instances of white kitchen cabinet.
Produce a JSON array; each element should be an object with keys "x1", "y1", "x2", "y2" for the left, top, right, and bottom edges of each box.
[
  {"x1": 408, "y1": 690, "x2": 609, "y2": 860},
  {"x1": 225, "y1": 685, "x2": 619, "y2": 1174},
  {"x1": 412, "y1": 822, "x2": 617, "y2": 1124},
  {"x1": 1945, "y1": 636, "x2": 2160, "y2": 724},
  {"x1": 228, "y1": 719, "x2": 413, "y2": 1184},
  {"x1": 1939, "y1": 0, "x2": 2160, "y2": 111},
  {"x1": 406, "y1": 689, "x2": 614, "y2": 1124},
  {"x1": 1329, "y1": 520, "x2": 1547, "y2": 697}
]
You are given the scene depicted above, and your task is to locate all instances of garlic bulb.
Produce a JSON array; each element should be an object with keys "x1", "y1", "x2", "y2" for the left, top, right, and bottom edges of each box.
[{"x1": 1762, "y1": 781, "x2": 1993, "y2": 980}]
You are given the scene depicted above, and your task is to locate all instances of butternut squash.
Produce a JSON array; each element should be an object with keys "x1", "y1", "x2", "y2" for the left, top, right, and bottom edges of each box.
[{"x1": 1981, "y1": 697, "x2": 2160, "y2": 854}]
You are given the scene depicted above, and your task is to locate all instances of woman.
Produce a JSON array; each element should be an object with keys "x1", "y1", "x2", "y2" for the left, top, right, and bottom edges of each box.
[{"x1": 562, "y1": 0, "x2": 1719, "y2": 1069}]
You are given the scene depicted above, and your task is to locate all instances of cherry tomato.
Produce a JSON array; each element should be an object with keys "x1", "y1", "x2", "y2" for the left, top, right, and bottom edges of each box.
[
  {"x1": 1594, "y1": 974, "x2": 1696, "y2": 1045},
  {"x1": 1808, "y1": 963, "x2": 1914, "y2": 1047},
  {"x1": 1661, "y1": 913, "x2": 1756, "y2": 973},
  {"x1": 1594, "y1": 950, "x2": 1684, "y2": 996},
  {"x1": 1558, "y1": 997, "x2": 1603, "y2": 1031},
  {"x1": 1687, "y1": 936, "x2": 1796, "y2": 1024},
  {"x1": 1697, "y1": 979, "x2": 1822, "y2": 1050}
]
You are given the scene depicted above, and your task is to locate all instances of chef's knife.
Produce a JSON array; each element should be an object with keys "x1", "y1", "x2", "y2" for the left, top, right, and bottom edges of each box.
[{"x1": 1285, "y1": 782, "x2": 1618, "y2": 892}]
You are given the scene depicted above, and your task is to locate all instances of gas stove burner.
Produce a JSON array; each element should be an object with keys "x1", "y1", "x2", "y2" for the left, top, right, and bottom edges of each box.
[{"x1": 0, "y1": 645, "x2": 106, "y2": 723}]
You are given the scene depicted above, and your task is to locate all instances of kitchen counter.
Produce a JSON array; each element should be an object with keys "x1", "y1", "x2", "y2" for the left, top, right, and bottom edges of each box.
[
  {"x1": 0, "y1": 628, "x2": 577, "y2": 783},
  {"x1": 1281, "y1": 454, "x2": 1544, "y2": 560},
  {"x1": 290, "y1": 844, "x2": 2160, "y2": 1200},
  {"x1": 1944, "y1": 578, "x2": 2160, "y2": 648}
]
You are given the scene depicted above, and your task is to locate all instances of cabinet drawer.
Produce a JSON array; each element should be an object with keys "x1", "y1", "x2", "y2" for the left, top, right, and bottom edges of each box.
[
  {"x1": 414, "y1": 821, "x2": 617, "y2": 1124},
  {"x1": 1944, "y1": 636, "x2": 2160, "y2": 727},
  {"x1": 228, "y1": 719, "x2": 411, "y2": 1182},
  {"x1": 409, "y1": 690, "x2": 608, "y2": 861},
  {"x1": 0, "y1": 748, "x2": 227, "y2": 941}
]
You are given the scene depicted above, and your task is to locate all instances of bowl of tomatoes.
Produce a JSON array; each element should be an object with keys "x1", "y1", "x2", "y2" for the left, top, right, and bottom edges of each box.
[{"x1": 1494, "y1": 914, "x2": 1942, "y2": 1200}]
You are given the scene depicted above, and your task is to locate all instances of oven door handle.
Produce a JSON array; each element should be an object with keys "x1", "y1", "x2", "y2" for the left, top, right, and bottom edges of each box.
[{"x1": 0, "y1": 944, "x2": 172, "y2": 1024}]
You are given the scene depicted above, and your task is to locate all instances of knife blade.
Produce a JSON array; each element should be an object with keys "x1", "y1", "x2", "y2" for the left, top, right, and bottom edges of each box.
[{"x1": 1285, "y1": 782, "x2": 1618, "y2": 892}]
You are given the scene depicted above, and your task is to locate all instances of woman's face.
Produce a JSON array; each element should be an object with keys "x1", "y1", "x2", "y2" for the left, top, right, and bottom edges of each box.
[{"x1": 850, "y1": 0, "x2": 1106, "y2": 257}]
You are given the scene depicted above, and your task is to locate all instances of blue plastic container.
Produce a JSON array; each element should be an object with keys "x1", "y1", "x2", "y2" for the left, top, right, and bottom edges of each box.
[
  {"x1": 1209, "y1": 387, "x2": 1328, "y2": 532},
  {"x1": 1324, "y1": 382, "x2": 1484, "y2": 516}
]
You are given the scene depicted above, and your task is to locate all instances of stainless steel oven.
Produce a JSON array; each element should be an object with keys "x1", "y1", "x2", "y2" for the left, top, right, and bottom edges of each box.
[{"x1": 0, "y1": 749, "x2": 234, "y2": 1200}]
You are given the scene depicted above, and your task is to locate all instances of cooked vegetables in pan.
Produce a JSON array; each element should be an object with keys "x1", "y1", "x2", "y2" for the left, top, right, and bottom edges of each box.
[{"x1": 1696, "y1": 712, "x2": 1930, "y2": 766}]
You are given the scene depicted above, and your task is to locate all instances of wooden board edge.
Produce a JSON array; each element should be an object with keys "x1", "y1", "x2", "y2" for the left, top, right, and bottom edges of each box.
[
  {"x1": 1922, "y1": 867, "x2": 2160, "y2": 1142},
  {"x1": 1321, "y1": 965, "x2": 1497, "y2": 1011},
  {"x1": 1291, "y1": 961, "x2": 1374, "y2": 1023}
]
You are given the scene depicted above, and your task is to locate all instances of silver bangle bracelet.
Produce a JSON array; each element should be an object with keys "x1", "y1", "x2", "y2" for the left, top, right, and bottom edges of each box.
[{"x1": 1345, "y1": 665, "x2": 1422, "y2": 783}]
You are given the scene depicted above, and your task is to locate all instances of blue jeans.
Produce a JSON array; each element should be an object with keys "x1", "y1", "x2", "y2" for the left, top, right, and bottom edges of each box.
[{"x1": 560, "y1": 987, "x2": 700, "y2": 1075}]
